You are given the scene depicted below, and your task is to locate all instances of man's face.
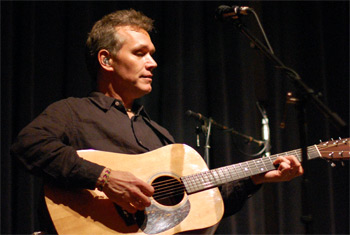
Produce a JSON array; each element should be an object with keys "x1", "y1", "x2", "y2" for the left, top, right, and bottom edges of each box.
[{"x1": 110, "y1": 26, "x2": 157, "y2": 100}]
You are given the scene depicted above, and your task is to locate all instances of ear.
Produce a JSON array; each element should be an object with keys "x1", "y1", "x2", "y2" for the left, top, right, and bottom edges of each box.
[{"x1": 98, "y1": 49, "x2": 114, "y2": 71}]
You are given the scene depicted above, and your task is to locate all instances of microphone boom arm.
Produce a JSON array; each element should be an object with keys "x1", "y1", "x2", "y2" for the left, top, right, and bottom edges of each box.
[
  {"x1": 186, "y1": 110, "x2": 265, "y2": 146},
  {"x1": 231, "y1": 18, "x2": 347, "y2": 132}
]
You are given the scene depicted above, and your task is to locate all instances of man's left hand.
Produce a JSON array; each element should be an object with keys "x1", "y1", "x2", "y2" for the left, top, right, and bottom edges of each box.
[{"x1": 251, "y1": 155, "x2": 304, "y2": 185}]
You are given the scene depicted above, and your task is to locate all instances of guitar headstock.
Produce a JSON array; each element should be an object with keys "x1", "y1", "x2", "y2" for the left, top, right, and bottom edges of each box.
[{"x1": 316, "y1": 138, "x2": 350, "y2": 161}]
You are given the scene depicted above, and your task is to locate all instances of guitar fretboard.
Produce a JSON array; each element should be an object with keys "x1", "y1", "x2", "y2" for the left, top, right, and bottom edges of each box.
[{"x1": 181, "y1": 145, "x2": 319, "y2": 194}]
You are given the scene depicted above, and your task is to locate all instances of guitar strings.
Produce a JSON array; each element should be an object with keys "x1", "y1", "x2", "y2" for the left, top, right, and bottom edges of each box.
[
  {"x1": 151, "y1": 140, "x2": 349, "y2": 201},
  {"x1": 152, "y1": 178, "x2": 186, "y2": 200},
  {"x1": 153, "y1": 150, "x2": 306, "y2": 200}
]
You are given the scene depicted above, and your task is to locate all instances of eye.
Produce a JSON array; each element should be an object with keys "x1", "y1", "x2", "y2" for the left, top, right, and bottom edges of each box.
[{"x1": 135, "y1": 51, "x2": 146, "y2": 57}]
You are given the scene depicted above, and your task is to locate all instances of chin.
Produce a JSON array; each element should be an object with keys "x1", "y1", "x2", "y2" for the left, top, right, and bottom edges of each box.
[
  {"x1": 144, "y1": 85, "x2": 152, "y2": 93},
  {"x1": 138, "y1": 87, "x2": 152, "y2": 97}
]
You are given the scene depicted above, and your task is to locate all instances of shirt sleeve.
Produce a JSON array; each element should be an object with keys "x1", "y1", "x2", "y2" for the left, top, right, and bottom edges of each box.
[
  {"x1": 10, "y1": 100, "x2": 104, "y2": 189},
  {"x1": 220, "y1": 177, "x2": 262, "y2": 217}
]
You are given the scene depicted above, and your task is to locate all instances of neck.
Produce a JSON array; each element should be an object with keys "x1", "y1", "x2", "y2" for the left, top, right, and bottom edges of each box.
[{"x1": 97, "y1": 75, "x2": 134, "y2": 110}]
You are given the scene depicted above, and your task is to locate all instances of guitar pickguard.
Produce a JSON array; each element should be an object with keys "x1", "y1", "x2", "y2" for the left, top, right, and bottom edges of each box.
[{"x1": 140, "y1": 198, "x2": 190, "y2": 234}]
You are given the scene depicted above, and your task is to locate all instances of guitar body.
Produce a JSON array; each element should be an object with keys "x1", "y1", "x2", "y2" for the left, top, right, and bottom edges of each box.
[{"x1": 45, "y1": 144, "x2": 224, "y2": 234}]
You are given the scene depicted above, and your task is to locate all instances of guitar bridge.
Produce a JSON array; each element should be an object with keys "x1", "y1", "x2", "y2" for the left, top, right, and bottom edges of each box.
[{"x1": 114, "y1": 204, "x2": 145, "y2": 227}]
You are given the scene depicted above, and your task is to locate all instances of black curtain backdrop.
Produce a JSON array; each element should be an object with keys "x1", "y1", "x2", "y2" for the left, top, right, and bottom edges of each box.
[{"x1": 2, "y1": 1, "x2": 349, "y2": 234}]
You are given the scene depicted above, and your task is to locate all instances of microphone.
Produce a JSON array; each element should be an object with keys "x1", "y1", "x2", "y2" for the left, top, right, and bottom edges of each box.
[
  {"x1": 185, "y1": 110, "x2": 209, "y2": 122},
  {"x1": 215, "y1": 5, "x2": 252, "y2": 21},
  {"x1": 186, "y1": 110, "x2": 209, "y2": 148}
]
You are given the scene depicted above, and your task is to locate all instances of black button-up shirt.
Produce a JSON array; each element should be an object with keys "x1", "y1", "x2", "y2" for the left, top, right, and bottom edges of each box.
[{"x1": 11, "y1": 92, "x2": 174, "y2": 189}]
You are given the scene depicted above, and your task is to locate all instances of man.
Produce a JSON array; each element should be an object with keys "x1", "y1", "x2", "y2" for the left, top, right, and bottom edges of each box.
[{"x1": 11, "y1": 9, "x2": 303, "y2": 233}]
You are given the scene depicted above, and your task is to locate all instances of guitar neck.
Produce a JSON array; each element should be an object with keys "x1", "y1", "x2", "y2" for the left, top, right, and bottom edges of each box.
[{"x1": 181, "y1": 145, "x2": 319, "y2": 194}]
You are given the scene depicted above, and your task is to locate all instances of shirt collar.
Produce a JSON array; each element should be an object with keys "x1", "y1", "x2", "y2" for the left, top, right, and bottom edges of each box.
[
  {"x1": 88, "y1": 92, "x2": 116, "y2": 111},
  {"x1": 88, "y1": 92, "x2": 151, "y2": 120}
]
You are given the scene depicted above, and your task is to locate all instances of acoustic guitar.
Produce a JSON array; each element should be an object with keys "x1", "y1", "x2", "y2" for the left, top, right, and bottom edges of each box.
[{"x1": 45, "y1": 138, "x2": 349, "y2": 234}]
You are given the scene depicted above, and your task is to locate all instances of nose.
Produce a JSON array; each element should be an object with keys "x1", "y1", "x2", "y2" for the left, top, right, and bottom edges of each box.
[{"x1": 145, "y1": 54, "x2": 157, "y2": 71}]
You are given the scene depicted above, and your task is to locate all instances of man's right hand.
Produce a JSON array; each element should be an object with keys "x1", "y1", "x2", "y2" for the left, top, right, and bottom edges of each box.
[{"x1": 101, "y1": 170, "x2": 154, "y2": 213}]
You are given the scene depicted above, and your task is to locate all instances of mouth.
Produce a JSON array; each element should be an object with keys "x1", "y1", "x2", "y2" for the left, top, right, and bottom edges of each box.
[
  {"x1": 141, "y1": 74, "x2": 153, "y2": 78},
  {"x1": 140, "y1": 75, "x2": 153, "y2": 82}
]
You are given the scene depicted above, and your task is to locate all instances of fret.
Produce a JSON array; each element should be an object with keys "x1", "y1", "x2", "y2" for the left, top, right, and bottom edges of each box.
[
  {"x1": 211, "y1": 169, "x2": 222, "y2": 185},
  {"x1": 217, "y1": 168, "x2": 227, "y2": 184},
  {"x1": 210, "y1": 169, "x2": 218, "y2": 185},
  {"x1": 246, "y1": 160, "x2": 255, "y2": 174},
  {"x1": 263, "y1": 156, "x2": 275, "y2": 171},
  {"x1": 203, "y1": 171, "x2": 215, "y2": 187},
  {"x1": 250, "y1": 159, "x2": 262, "y2": 175},
  {"x1": 292, "y1": 149, "x2": 301, "y2": 162},
  {"x1": 182, "y1": 175, "x2": 193, "y2": 193},
  {"x1": 188, "y1": 175, "x2": 199, "y2": 192},
  {"x1": 221, "y1": 167, "x2": 230, "y2": 182},
  {"x1": 193, "y1": 175, "x2": 202, "y2": 191},
  {"x1": 225, "y1": 166, "x2": 235, "y2": 181},
  {"x1": 253, "y1": 158, "x2": 267, "y2": 174},
  {"x1": 217, "y1": 168, "x2": 226, "y2": 184},
  {"x1": 239, "y1": 162, "x2": 251, "y2": 177},
  {"x1": 267, "y1": 156, "x2": 275, "y2": 168},
  {"x1": 227, "y1": 164, "x2": 239, "y2": 181},
  {"x1": 308, "y1": 145, "x2": 320, "y2": 160},
  {"x1": 200, "y1": 173, "x2": 211, "y2": 189}
]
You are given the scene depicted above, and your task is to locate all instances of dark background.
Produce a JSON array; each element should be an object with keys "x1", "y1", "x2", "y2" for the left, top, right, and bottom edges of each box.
[{"x1": 2, "y1": 1, "x2": 349, "y2": 234}]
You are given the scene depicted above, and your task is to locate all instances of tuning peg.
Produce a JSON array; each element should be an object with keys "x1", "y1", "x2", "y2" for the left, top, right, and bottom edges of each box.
[
  {"x1": 328, "y1": 161, "x2": 336, "y2": 167},
  {"x1": 341, "y1": 161, "x2": 345, "y2": 167}
]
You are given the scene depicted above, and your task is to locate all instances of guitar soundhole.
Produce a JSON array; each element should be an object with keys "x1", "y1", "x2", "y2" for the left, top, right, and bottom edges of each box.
[{"x1": 151, "y1": 176, "x2": 185, "y2": 206}]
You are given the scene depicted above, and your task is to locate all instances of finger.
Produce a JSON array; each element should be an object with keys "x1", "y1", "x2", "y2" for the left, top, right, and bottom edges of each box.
[
  {"x1": 137, "y1": 182, "x2": 154, "y2": 197},
  {"x1": 284, "y1": 156, "x2": 304, "y2": 176},
  {"x1": 130, "y1": 197, "x2": 149, "y2": 211},
  {"x1": 278, "y1": 161, "x2": 292, "y2": 172},
  {"x1": 273, "y1": 156, "x2": 291, "y2": 166},
  {"x1": 284, "y1": 155, "x2": 300, "y2": 166},
  {"x1": 132, "y1": 190, "x2": 152, "y2": 207},
  {"x1": 130, "y1": 201, "x2": 145, "y2": 211},
  {"x1": 117, "y1": 201, "x2": 138, "y2": 214},
  {"x1": 295, "y1": 165, "x2": 304, "y2": 176}
]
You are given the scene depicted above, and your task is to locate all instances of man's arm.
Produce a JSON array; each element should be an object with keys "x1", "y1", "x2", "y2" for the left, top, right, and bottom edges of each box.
[{"x1": 10, "y1": 100, "x2": 104, "y2": 189}]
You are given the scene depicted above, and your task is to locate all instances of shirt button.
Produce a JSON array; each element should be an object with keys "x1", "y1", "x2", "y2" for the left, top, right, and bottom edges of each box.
[
  {"x1": 115, "y1": 101, "x2": 120, "y2": 106},
  {"x1": 139, "y1": 141, "x2": 143, "y2": 144}
]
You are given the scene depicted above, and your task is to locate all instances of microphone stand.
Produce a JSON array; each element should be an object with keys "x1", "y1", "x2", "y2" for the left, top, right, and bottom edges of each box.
[
  {"x1": 203, "y1": 118, "x2": 213, "y2": 168},
  {"x1": 230, "y1": 19, "x2": 347, "y2": 132},
  {"x1": 229, "y1": 17, "x2": 347, "y2": 234}
]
